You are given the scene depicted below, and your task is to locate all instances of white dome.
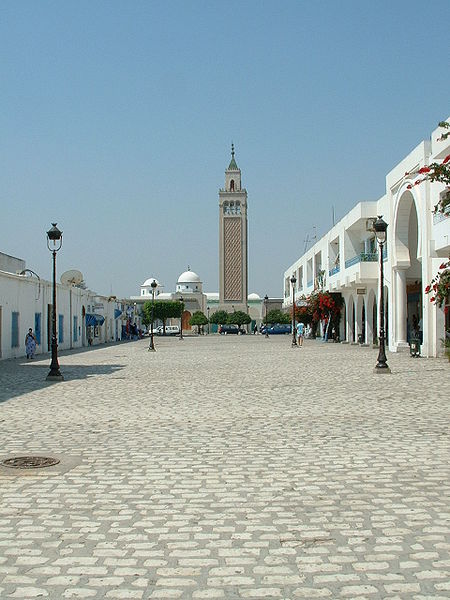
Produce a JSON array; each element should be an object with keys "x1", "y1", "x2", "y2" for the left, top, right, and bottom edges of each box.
[
  {"x1": 178, "y1": 270, "x2": 201, "y2": 284},
  {"x1": 248, "y1": 293, "x2": 261, "y2": 300},
  {"x1": 142, "y1": 277, "x2": 160, "y2": 287}
]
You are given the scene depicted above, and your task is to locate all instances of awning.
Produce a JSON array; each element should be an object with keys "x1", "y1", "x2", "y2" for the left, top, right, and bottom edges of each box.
[
  {"x1": 85, "y1": 314, "x2": 105, "y2": 327},
  {"x1": 114, "y1": 309, "x2": 122, "y2": 319}
]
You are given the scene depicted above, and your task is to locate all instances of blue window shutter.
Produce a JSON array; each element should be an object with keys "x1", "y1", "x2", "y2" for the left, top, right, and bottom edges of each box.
[
  {"x1": 11, "y1": 312, "x2": 19, "y2": 347},
  {"x1": 58, "y1": 315, "x2": 64, "y2": 343},
  {"x1": 73, "y1": 316, "x2": 78, "y2": 342}
]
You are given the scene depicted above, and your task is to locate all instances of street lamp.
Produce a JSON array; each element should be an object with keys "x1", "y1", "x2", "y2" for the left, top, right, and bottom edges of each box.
[
  {"x1": 148, "y1": 279, "x2": 157, "y2": 352},
  {"x1": 373, "y1": 216, "x2": 390, "y2": 373},
  {"x1": 179, "y1": 295, "x2": 184, "y2": 341},
  {"x1": 207, "y1": 306, "x2": 210, "y2": 334},
  {"x1": 46, "y1": 223, "x2": 63, "y2": 381},
  {"x1": 264, "y1": 294, "x2": 269, "y2": 338},
  {"x1": 290, "y1": 274, "x2": 297, "y2": 347}
]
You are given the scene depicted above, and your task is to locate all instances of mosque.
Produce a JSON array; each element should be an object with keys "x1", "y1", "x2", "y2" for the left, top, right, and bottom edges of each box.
[{"x1": 130, "y1": 147, "x2": 282, "y2": 331}]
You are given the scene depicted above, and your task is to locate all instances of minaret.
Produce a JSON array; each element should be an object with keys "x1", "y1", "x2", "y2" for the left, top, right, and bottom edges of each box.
[{"x1": 218, "y1": 144, "x2": 248, "y2": 312}]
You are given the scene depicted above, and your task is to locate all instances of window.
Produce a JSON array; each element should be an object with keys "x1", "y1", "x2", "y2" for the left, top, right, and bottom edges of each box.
[
  {"x1": 11, "y1": 312, "x2": 19, "y2": 347},
  {"x1": 73, "y1": 316, "x2": 78, "y2": 342},
  {"x1": 230, "y1": 179, "x2": 235, "y2": 191},
  {"x1": 58, "y1": 315, "x2": 64, "y2": 343}
]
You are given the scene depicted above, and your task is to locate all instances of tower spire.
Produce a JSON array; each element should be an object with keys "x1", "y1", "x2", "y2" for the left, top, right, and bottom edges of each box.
[{"x1": 228, "y1": 143, "x2": 238, "y2": 170}]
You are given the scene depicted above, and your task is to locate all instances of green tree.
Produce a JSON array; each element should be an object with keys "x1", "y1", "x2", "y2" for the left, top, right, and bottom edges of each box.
[
  {"x1": 265, "y1": 309, "x2": 290, "y2": 325},
  {"x1": 209, "y1": 310, "x2": 229, "y2": 325},
  {"x1": 227, "y1": 311, "x2": 251, "y2": 328},
  {"x1": 189, "y1": 311, "x2": 208, "y2": 334},
  {"x1": 143, "y1": 300, "x2": 183, "y2": 334}
]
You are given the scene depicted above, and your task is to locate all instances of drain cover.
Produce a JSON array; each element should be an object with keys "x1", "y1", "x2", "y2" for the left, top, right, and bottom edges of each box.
[{"x1": 1, "y1": 456, "x2": 60, "y2": 469}]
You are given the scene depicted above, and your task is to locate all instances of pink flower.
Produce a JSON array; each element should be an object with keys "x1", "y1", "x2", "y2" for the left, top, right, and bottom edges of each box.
[{"x1": 418, "y1": 167, "x2": 431, "y2": 174}]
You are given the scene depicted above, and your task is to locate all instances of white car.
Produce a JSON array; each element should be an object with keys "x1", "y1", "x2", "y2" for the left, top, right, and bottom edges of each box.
[{"x1": 155, "y1": 325, "x2": 180, "y2": 336}]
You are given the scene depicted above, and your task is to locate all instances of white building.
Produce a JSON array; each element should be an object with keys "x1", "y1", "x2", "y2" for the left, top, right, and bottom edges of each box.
[
  {"x1": 132, "y1": 269, "x2": 279, "y2": 332},
  {"x1": 0, "y1": 253, "x2": 124, "y2": 360},
  {"x1": 131, "y1": 269, "x2": 207, "y2": 331},
  {"x1": 283, "y1": 120, "x2": 450, "y2": 358}
]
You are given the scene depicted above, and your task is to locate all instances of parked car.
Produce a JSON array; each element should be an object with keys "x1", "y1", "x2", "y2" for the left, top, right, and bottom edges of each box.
[
  {"x1": 219, "y1": 324, "x2": 246, "y2": 335},
  {"x1": 155, "y1": 325, "x2": 180, "y2": 336},
  {"x1": 263, "y1": 323, "x2": 292, "y2": 335}
]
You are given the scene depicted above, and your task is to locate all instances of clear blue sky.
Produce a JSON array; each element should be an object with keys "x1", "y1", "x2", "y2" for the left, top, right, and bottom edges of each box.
[{"x1": 1, "y1": 0, "x2": 449, "y2": 298}]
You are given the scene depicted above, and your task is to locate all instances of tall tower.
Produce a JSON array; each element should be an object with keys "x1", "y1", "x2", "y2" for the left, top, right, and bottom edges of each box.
[{"x1": 219, "y1": 144, "x2": 248, "y2": 312}]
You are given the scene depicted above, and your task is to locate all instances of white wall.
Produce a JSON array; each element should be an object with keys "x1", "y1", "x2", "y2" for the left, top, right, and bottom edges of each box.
[{"x1": 0, "y1": 270, "x2": 123, "y2": 360}]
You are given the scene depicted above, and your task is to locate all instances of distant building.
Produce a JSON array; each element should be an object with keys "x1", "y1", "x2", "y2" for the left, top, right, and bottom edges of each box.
[{"x1": 131, "y1": 268, "x2": 274, "y2": 332}]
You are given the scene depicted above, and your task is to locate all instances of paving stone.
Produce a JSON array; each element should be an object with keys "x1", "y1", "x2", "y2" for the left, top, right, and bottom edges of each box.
[{"x1": 0, "y1": 336, "x2": 449, "y2": 599}]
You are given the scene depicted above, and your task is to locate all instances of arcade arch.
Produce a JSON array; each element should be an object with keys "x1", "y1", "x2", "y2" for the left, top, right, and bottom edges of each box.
[{"x1": 393, "y1": 190, "x2": 422, "y2": 348}]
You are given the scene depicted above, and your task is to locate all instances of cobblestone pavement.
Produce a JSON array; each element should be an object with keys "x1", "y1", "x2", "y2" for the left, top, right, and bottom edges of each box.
[{"x1": 0, "y1": 335, "x2": 449, "y2": 600}]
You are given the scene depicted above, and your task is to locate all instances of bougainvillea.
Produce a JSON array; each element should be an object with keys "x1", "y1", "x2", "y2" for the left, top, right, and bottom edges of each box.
[
  {"x1": 297, "y1": 291, "x2": 343, "y2": 338},
  {"x1": 405, "y1": 121, "x2": 450, "y2": 214},
  {"x1": 406, "y1": 121, "x2": 450, "y2": 314},
  {"x1": 425, "y1": 260, "x2": 450, "y2": 313}
]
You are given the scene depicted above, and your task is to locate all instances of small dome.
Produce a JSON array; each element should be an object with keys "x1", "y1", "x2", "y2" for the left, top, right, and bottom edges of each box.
[
  {"x1": 248, "y1": 293, "x2": 261, "y2": 300},
  {"x1": 142, "y1": 277, "x2": 160, "y2": 287},
  {"x1": 178, "y1": 270, "x2": 201, "y2": 284}
]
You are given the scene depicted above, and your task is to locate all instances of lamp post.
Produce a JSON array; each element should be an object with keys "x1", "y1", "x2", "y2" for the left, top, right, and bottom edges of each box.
[
  {"x1": 179, "y1": 295, "x2": 184, "y2": 340},
  {"x1": 207, "y1": 306, "x2": 210, "y2": 334},
  {"x1": 264, "y1": 294, "x2": 269, "y2": 338},
  {"x1": 46, "y1": 223, "x2": 63, "y2": 381},
  {"x1": 148, "y1": 279, "x2": 157, "y2": 352},
  {"x1": 290, "y1": 274, "x2": 297, "y2": 347},
  {"x1": 373, "y1": 216, "x2": 390, "y2": 373}
]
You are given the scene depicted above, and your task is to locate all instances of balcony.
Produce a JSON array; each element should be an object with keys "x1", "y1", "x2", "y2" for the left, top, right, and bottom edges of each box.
[
  {"x1": 328, "y1": 265, "x2": 340, "y2": 277},
  {"x1": 433, "y1": 204, "x2": 450, "y2": 224},
  {"x1": 345, "y1": 252, "x2": 378, "y2": 268}
]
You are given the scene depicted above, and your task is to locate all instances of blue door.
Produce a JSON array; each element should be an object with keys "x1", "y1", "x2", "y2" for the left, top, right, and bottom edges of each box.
[
  {"x1": 58, "y1": 314, "x2": 64, "y2": 343},
  {"x1": 35, "y1": 313, "x2": 41, "y2": 345}
]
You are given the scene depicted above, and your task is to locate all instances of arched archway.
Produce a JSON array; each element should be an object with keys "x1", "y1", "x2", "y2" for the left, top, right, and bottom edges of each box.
[
  {"x1": 356, "y1": 295, "x2": 365, "y2": 343},
  {"x1": 394, "y1": 190, "x2": 421, "y2": 348},
  {"x1": 340, "y1": 301, "x2": 346, "y2": 341},
  {"x1": 384, "y1": 285, "x2": 389, "y2": 345},
  {"x1": 367, "y1": 289, "x2": 377, "y2": 345},
  {"x1": 347, "y1": 296, "x2": 356, "y2": 343}
]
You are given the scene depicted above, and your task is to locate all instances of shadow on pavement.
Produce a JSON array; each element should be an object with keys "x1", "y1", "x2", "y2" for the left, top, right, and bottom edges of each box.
[{"x1": 0, "y1": 360, "x2": 126, "y2": 403}]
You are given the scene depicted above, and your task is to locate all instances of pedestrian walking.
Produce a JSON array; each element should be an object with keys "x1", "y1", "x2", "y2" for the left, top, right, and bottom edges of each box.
[
  {"x1": 25, "y1": 328, "x2": 37, "y2": 359},
  {"x1": 296, "y1": 321, "x2": 305, "y2": 347}
]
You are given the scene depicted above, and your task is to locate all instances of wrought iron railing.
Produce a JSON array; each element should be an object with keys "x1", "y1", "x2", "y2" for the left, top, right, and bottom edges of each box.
[
  {"x1": 328, "y1": 265, "x2": 340, "y2": 277},
  {"x1": 345, "y1": 249, "x2": 388, "y2": 268}
]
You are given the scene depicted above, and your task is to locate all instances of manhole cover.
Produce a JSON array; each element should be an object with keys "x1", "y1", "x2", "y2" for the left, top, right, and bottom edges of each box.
[{"x1": 1, "y1": 456, "x2": 60, "y2": 469}]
